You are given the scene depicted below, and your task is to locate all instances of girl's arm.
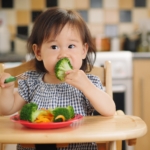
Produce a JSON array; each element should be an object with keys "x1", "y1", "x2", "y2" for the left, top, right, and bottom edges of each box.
[
  {"x1": 65, "y1": 70, "x2": 116, "y2": 116},
  {"x1": 0, "y1": 73, "x2": 26, "y2": 115},
  {"x1": 81, "y1": 82, "x2": 116, "y2": 116}
]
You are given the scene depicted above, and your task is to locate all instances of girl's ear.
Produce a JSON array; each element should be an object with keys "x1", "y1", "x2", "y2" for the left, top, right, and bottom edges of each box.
[
  {"x1": 82, "y1": 43, "x2": 88, "y2": 59},
  {"x1": 32, "y1": 44, "x2": 42, "y2": 61}
]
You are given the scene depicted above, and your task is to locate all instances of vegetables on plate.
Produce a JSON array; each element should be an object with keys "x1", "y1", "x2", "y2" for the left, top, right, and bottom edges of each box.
[
  {"x1": 55, "y1": 57, "x2": 73, "y2": 81},
  {"x1": 19, "y1": 102, "x2": 75, "y2": 123},
  {"x1": 53, "y1": 106, "x2": 75, "y2": 122}
]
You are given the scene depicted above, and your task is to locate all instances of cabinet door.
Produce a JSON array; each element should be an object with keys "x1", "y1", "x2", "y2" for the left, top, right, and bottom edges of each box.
[{"x1": 133, "y1": 59, "x2": 150, "y2": 150}]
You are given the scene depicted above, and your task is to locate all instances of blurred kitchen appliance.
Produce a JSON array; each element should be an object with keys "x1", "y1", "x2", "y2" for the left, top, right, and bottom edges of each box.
[{"x1": 94, "y1": 51, "x2": 133, "y2": 150}]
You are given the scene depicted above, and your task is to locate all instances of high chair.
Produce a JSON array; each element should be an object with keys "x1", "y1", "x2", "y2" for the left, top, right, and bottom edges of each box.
[{"x1": 0, "y1": 60, "x2": 137, "y2": 150}]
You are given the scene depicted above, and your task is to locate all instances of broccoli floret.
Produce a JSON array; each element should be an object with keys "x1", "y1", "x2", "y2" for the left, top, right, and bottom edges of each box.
[
  {"x1": 52, "y1": 107, "x2": 70, "y2": 122},
  {"x1": 52, "y1": 106, "x2": 75, "y2": 122},
  {"x1": 20, "y1": 103, "x2": 75, "y2": 123},
  {"x1": 20, "y1": 102, "x2": 44, "y2": 122},
  {"x1": 55, "y1": 57, "x2": 73, "y2": 81},
  {"x1": 67, "y1": 106, "x2": 75, "y2": 119}
]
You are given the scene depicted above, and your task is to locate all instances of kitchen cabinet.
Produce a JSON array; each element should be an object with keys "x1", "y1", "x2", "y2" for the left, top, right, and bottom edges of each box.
[{"x1": 133, "y1": 59, "x2": 150, "y2": 150}]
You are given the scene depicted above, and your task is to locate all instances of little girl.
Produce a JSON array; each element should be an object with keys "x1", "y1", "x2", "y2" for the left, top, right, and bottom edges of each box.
[{"x1": 0, "y1": 7, "x2": 115, "y2": 150}]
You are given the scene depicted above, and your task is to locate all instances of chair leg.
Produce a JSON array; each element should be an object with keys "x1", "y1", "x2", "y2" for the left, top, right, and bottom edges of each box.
[
  {"x1": 97, "y1": 143, "x2": 107, "y2": 150},
  {"x1": 115, "y1": 110, "x2": 125, "y2": 150},
  {"x1": 116, "y1": 140, "x2": 122, "y2": 150},
  {"x1": 0, "y1": 143, "x2": 5, "y2": 150},
  {"x1": 108, "y1": 141, "x2": 116, "y2": 150},
  {"x1": 56, "y1": 144, "x2": 68, "y2": 148},
  {"x1": 127, "y1": 139, "x2": 137, "y2": 146},
  {"x1": 20, "y1": 144, "x2": 35, "y2": 148}
]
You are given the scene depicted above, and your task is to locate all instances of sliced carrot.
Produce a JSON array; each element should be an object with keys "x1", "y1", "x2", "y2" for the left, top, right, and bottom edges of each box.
[{"x1": 34, "y1": 110, "x2": 54, "y2": 123}]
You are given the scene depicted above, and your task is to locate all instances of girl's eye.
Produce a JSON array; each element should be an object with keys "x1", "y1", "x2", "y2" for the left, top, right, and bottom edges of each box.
[
  {"x1": 51, "y1": 45, "x2": 58, "y2": 49},
  {"x1": 68, "y1": 44, "x2": 75, "y2": 49}
]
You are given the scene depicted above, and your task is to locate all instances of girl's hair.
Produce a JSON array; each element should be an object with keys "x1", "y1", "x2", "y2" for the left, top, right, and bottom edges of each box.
[{"x1": 27, "y1": 7, "x2": 96, "y2": 73}]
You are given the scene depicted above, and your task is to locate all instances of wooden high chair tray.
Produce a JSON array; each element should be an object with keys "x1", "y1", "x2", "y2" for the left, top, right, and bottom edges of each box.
[{"x1": 10, "y1": 114, "x2": 83, "y2": 129}]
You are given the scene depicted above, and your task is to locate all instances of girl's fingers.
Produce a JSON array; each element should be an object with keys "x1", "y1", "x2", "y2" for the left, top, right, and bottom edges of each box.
[
  {"x1": 65, "y1": 69, "x2": 75, "y2": 75},
  {"x1": 0, "y1": 73, "x2": 13, "y2": 88},
  {"x1": 65, "y1": 70, "x2": 75, "y2": 78},
  {"x1": 0, "y1": 76, "x2": 5, "y2": 87}
]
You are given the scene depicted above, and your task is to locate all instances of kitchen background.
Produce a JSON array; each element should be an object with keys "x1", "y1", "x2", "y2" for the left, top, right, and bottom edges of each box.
[{"x1": 1, "y1": 0, "x2": 150, "y2": 55}]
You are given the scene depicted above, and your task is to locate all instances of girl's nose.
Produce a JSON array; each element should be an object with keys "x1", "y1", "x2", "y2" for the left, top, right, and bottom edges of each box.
[{"x1": 58, "y1": 51, "x2": 68, "y2": 59}]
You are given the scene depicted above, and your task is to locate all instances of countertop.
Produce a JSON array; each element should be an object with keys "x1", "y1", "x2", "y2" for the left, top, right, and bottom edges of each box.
[
  {"x1": 132, "y1": 52, "x2": 150, "y2": 59},
  {"x1": 0, "y1": 52, "x2": 25, "y2": 62}
]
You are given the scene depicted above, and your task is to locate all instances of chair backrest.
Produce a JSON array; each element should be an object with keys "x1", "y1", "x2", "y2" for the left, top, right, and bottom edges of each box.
[
  {"x1": 89, "y1": 61, "x2": 112, "y2": 97},
  {"x1": 0, "y1": 60, "x2": 112, "y2": 97}
]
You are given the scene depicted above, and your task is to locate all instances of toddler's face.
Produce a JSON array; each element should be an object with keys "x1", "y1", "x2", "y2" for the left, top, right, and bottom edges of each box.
[{"x1": 33, "y1": 23, "x2": 88, "y2": 76}]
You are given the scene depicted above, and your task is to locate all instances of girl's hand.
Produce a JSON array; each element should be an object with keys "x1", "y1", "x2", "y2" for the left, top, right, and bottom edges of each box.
[
  {"x1": 65, "y1": 69, "x2": 93, "y2": 91},
  {"x1": 0, "y1": 73, "x2": 14, "y2": 88}
]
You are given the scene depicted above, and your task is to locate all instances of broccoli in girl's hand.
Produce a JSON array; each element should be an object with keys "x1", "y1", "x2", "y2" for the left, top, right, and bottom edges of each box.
[
  {"x1": 19, "y1": 102, "x2": 75, "y2": 123},
  {"x1": 55, "y1": 57, "x2": 73, "y2": 81}
]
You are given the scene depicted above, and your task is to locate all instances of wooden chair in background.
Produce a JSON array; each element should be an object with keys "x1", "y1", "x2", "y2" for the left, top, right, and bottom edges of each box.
[{"x1": 0, "y1": 60, "x2": 135, "y2": 150}]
